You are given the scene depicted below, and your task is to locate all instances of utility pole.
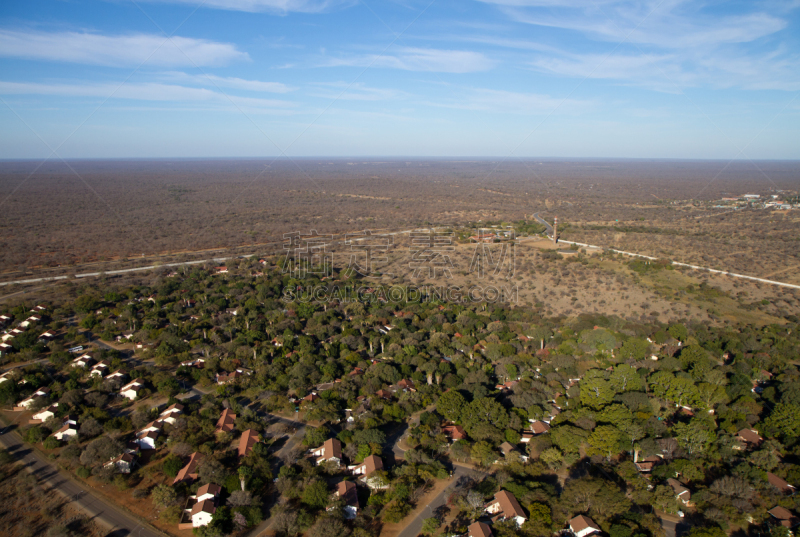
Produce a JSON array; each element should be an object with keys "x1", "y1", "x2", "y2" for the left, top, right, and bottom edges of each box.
[{"x1": 553, "y1": 216, "x2": 558, "y2": 246}]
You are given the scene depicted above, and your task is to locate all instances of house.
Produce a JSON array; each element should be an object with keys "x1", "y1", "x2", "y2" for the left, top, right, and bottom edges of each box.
[
  {"x1": 467, "y1": 521, "x2": 493, "y2": 537},
  {"x1": 485, "y1": 490, "x2": 527, "y2": 527},
  {"x1": 667, "y1": 478, "x2": 693, "y2": 506},
  {"x1": 530, "y1": 421, "x2": 550, "y2": 435},
  {"x1": 333, "y1": 481, "x2": 360, "y2": 519},
  {"x1": 216, "y1": 368, "x2": 250, "y2": 385},
  {"x1": 71, "y1": 354, "x2": 94, "y2": 368},
  {"x1": 188, "y1": 500, "x2": 216, "y2": 528},
  {"x1": 310, "y1": 438, "x2": 343, "y2": 466},
  {"x1": 62, "y1": 415, "x2": 78, "y2": 426},
  {"x1": 135, "y1": 430, "x2": 159, "y2": 450},
  {"x1": 349, "y1": 455, "x2": 385, "y2": 488},
  {"x1": 303, "y1": 392, "x2": 320, "y2": 403},
  {"x1": 107, "y1": 369, "x2": 127, "y2": 381},
  {"x1": 768, "y1": 472, "x2": 796, "y2": 494},
  {"x1": 16, "y1": 387, "x2": 50, "y2": 410},
  {"x1": 173, "y1": 452, "x2": 204, "y2": 485},
  {"x1": 139, "y1": 420, "x2": 164, "y2": 434},
  {"x1": 196, "y1": 483, "x2": 222, "y2": 503},
  {"x1": 51, "y1": 423, "x2": 78, "y2": 441},
  {"x1": 520, "y1": 433, "x2": 534, "y2": 444},
  {"x1": 158, "y1": 403, "x2": 184, "y2": 424},
  {"x1": 442, "y1": 425, "x2": 467, "y2": 442},
  {"x1": 569, "y1": 515, "x2": 602, "y2": 537},
  {"x1": 634, "y1": 451, "x2": 661, "y2": 473},
  {"x1": 396, "y1": 379, "x2": 416, "y2": 392},
  {"x1": 769, "y1": 506, "x2": 800, "y2": 529},
  {"x1": 735, "y1": 428, "x2": 763, "y2": 450},
  {"x1": 105, "y1": 452, "x2": 136, "y2": 474},
  {"x1": 215, "y1": 408, "x2": 237, "y2": 434},
  {"x1": 38, "y1": 330, "x2": 56, "y2": 341},
  {"x1": 31, "y1": 403, "x2": 59, "y2": 423},
  {"x1": 120, "y1": 380, "x2": 144, "y2": 400},
  {"x1": 90, "y1": 360, "x2": 111, "y2": 377},
  {"x1": 375, "y1": 389, "x2": 392, "y2": 400},
  {"x1": 499, "y1": 442, "x2": 528, "y2": 462},
  {"x1": 238, "y1": 429, "x2": 261, "y2": 457},
  {"x1": 180, "y1": 358, "x2": 205, "y2": 368},
  {"x1": 495, "y1": 380, "x2": 519, "y2": 392},
  {"x1": 214, "y1": 266, "x2": 228, "y2": 274}
]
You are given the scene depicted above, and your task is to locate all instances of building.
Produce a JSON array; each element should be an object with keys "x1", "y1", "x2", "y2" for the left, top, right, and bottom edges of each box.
[
  {"x1": 120, "y1": 380, "x2": 144, "y2": 400},
  {"x1": 71, "y1": 354, "x2": 94, "y2": 368},
  {"x1": 216, "y1": 368, "x2": 251, "y2": 385},
  {"x1": 310, "y1": 438, "x2": 343, "y2": 466},
  {"x1": 569, "y1": 515, "x2": 602, "y2": 537},
  {"x1": 173, "y1": 452, "x2": 204, "y2": 485},
  {"x1": 442, "y1": 424, "x2": 467, "y2": 441},
  {"x1": 734, "y1": 428, "x2": 763, "y2": 450},
  {"x1": 31, "y1": 403, "x2": 59, "y2": 423},
  {"x1": 530, "y1": 421, "x2": 550, "y2": 435},
  {"x1": 51, "y1": 423, "x2": 78, "y2": 441},
  {"x1": 215, "y1": 408, "x2": 237, "y2": 434},
  {"x1": 90, "y1": 360, "x2": 110, "y2": 377},
  {"x1": 667, "y1": 478, "x2": 693, "y2": 506},
  {"x1": 135, "y1": 430, "x2": 159, "y2": 450},
  {"x1": 769, "y1": 506, "x2": 799, "y2": 529},
  {"x1": 188, "y1": 500, "x2": 216, "y2": 528},
  {"x1": 634, "y1": 451, "x2": 661, "y2": 473},
  {"x1": 158, "y1": 403, "x2": 184, "y2": 425},
  {"x1": 333, "y1": 481, "x2": 359, "y2": 519},
  {"x1": 196, "y1": 483, "x2": 222, "y2": 502},
  {"x1": 467, "y1": 521, "x2": 493, "y2": 537},
  {"x1": 768, "y1": 472, "x2": 796, "y2": 494},
  {"x1": 485, "y1": 490, "x2": 527, "y2": 527},
  {"x1": 16, "y1": 387, "x2": 50, "y2": 410},
  {"x1": 238, "y1": 429, "x2": 261, "y2": 457},
  {"x1": 105, "y1": 452, "x2": 136, "y2": 474},
  {"x1": 106, "y1": 369, "x2": 127, "y2": 381},
  {"x1": 499, "y1": 442, "x2": 528, "y2": 462},
  {"x1": 349, "y1": 455, "x2": 386, "y2": 488}
]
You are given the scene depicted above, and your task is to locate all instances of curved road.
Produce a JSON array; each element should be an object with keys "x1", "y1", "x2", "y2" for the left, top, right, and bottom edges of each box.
[{"x1": 0, "y1": 424, "x2": 165, "y2": 537}]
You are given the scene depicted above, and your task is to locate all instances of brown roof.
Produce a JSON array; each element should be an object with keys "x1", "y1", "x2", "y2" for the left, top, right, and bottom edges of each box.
[
  {"x1": 493, "y1": 490, "x2": 526, "y2": 520},
  {"x1": 375, "y1": 390, "x2": 392, "y2": 399},
  {"x1": 570, "y1": 515, "x2": 601, "y2": 533},
  {"x1": 190, "y1": 499, "x2": 216, "y2": 516},
  {"x1": 215, "y1": 408, "x2": 237, "y2": 433},
  {"x1": 173, "y1": 452, "x2": 203, "y2": 485},
  {"x1": 531, "y1": 421, "x2": 550, "y2": 434},
  {"x1": 336, "y1": 481, "x2": 359, "y2": 507},
  {"x1": 499, "y1": 442, "x2": 517, "y2": 456},
  {"x1": 769, "y1": 507, "x2": 800, "y2": 528},
  {"x1": 442, "y1": 425, "x2": 466, "y2": 440},
  {"x1": 768, "y1": 472, "x2": 796, "y2": 493},
  {"x1": 321, "y1": 438, "x2": 343, "y2": 460},
  {"x1": 238, "y1": 429, "x2": 261, "y2": 457},
  {"x1": 667, "y1": 478, "x2": 691, "y2": 500},
  {"x1": 468, "y1": 521, "x2": 493, "y2": 537},
  {"x1": 736, "y1": 428, "x2": 763, "y2": 445},
  {"x1": 361, "y1": 455, "x2": 383, "y2": 476},
  {"x1": 197, "y1": 483, "x2": 222, "y2": 498}
]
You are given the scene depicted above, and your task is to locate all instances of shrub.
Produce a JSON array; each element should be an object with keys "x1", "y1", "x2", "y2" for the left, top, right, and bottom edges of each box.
[{"x1": 76, "y1": 466, "x2": 91, "y2": 478}]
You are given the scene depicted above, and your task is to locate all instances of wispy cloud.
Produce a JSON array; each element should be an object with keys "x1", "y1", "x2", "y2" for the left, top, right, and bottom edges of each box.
[
  {"x1": 483, "y1": 0, "x2": 788, "y2": 49},
  {"x1": 324, "y1": 47, "x2": 494, "y2": 73},
  {"x1": 427, "y1": 87, "x2": 590, "y2": 114},
  {"x1": 141, "y1": 0, "x2": 356, "y2": 13},
  {"x1": 0, "y1": 81, "x2": 295, "y2": 110},
  {"x1": 160, "y1": 71, "x2": 294, "y2": 93},
  {"x1": 0, "y1": 29, "x2": 248, "y2": 67},
  {"x1": 308, "y1": 82, "x2": 408, "y2": 101}
]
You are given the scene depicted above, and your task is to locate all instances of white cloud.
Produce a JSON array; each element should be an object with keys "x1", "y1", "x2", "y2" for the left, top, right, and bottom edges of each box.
[
  {"x1": 160, "y1": 71, "x2": 294, "y2": 93},
  {"x1": 481, "y1": 0, "x2": 788, "y2": 49},
  {"x1": 0, "y1": 81, "x2": 295, "y2": 110},
  {"x1": 325, "y1": 47, "x2": 494, "y2": 73},
  {"x1": 0, "y1": 29, "x2": 248, "y2": 67},
  {"x1": 142, "y1": 0, "x2": 356, "y2": 13},
  {"x1": 428, "y1": 87, "x2": 590, "y2": 114},
  {"x1": 308, "y1": 82, "x2": 407, "y2": 101}
]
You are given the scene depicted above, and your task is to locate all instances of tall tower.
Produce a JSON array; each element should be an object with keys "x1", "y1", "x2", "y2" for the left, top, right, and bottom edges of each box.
[{"x1": 553, "y1": 216, "x2": 558, "y2": 245}]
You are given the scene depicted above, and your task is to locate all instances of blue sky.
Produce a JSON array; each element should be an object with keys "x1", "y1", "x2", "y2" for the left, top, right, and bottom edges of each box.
[{"x1": 1, "y1": 0, "x2": 799, "y2": 158}]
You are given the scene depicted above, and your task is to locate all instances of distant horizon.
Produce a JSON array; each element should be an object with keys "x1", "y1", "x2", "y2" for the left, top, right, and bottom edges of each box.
[
  {"x1": 3, "y1": 156, "x2": 800, "y2": 163},
  {"x1": 2, "y1": 1, "x2": 799, "y2": 159}
]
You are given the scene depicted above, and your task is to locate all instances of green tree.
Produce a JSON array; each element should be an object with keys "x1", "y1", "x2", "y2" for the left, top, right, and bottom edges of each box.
[
  {"x1": 617, "y1": 337, "x2": 650, "y2": 361},
  {"x1": 540, "y1": 448, "x2": 563, "y2": 470},
  {"x1": 421, "y1": 517, "x2": 440, "y2": 535},
  {"x1": 586, "y1": 425, "x2": 624, "y2": 460},
  {"x1": 461, "y1": 397, "x2": 509, "y2": 433},
  {"x1": 470, "y1": 441, "x2": 497, "y2": 466},
  {"x1": 301, "y1": 480, "x2": 329, "y2": 509},
  {"x1": 609, "y1": 365, "x2": 643, "y2": 393},
  {"x1": 162, "y1": 455, "x2": 183, "y2": 478},
  {"x1": 673, "y1": 419, "x2": 715, "y2": 455},
  {"x1": 764, "y1": 402, "x2": 800, "y2": 440},
  {"x1": 151, "y1": 484, "x2": 179, "y2": 508},
  {"x1": 580, "y1": 376, "x2": 615, "y2": 410},
  {"x1": 436, "y1": 390, "x2": 467, "y2": 423}
]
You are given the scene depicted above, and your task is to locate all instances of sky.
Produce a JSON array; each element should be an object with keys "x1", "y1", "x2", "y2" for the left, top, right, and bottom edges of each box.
[{"x1": 1, "y1": 0, "x2": 799, "y2": 159}]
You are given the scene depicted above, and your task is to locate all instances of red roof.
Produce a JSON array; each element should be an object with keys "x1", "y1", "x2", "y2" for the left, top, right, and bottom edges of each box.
[{"x1": 238, "y1": 429, "x2": 261, "y2": 457}]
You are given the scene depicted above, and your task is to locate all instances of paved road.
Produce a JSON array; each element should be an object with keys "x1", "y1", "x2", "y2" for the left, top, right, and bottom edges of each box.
[
  {"x1": 0, "y1": 422, "x2": 164, "y2": 537},
  {"x1": 532, "y1": 213, "x2": 553, "y2": 238},
  {"x1": 398, "y1": 465, "x2": 487, "y2": 537}
]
